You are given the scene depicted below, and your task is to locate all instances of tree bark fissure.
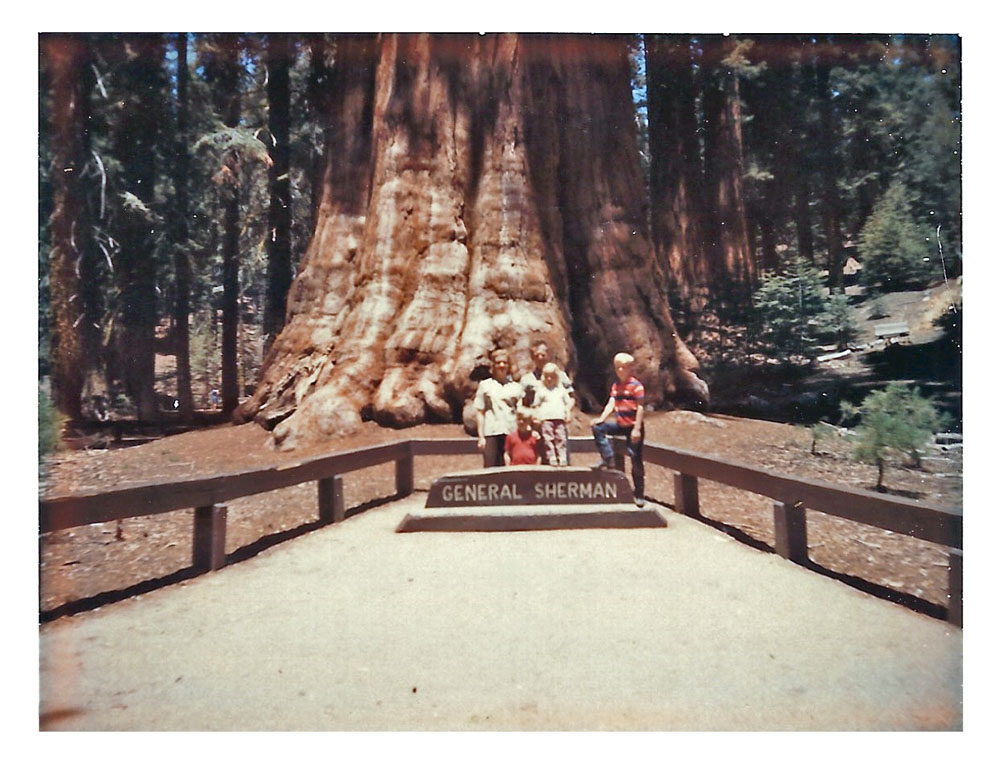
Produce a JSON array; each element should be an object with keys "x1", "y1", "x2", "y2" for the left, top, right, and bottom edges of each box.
[
  {"x1": 701, "y1": 37, "x2": 754, "y2": 303},
  {"x1": 44, "y1": 35, "x2": 94, "y2": 419},
  {"x1": 237, "y1": 33, "x2": 707, "y2": 448},
  {"x1": 646, "y1": 35, "x2": 711, "y2": 323}
]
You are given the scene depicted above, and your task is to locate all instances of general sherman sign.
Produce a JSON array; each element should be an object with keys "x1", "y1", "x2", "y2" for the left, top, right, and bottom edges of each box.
[{"x1": 425, "y1": 466, "x2": 634, "y2": 508}]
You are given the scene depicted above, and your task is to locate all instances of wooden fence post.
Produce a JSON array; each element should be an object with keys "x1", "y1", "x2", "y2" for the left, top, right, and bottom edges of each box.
[
  {"x1": 773, "y1": 501, "x2": 809, "y2": 564},
  {"x1": 318, "y1": 476, "x2": 345, "y2": 524},
  {"x1": 947, "y1": 548, "x2": 963, "y2": 627},
  {"x1": 193, "y1": 503, "x2": 227, "y2": 572},
  {"x1": 396, "y1": 450, "x2": 414, "y2": 497},
  {"x1": 674, "y1": 472, "x2": 700, "y2": 518}
]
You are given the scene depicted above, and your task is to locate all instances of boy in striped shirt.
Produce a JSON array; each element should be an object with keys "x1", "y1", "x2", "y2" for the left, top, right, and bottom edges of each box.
[{"x1": 590, "y1": 352, "x2": 646, "y2": 507}]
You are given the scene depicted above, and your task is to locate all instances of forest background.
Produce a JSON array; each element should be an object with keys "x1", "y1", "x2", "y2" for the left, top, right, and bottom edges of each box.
[
  {"x1": 36, "y1": 28, "x2": 963, "y2": 432},
  {"x1": 17, "y1": 2, "x2": 991, "y2": 754}
]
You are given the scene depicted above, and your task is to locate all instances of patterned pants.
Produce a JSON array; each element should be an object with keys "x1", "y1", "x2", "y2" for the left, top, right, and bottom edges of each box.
[{"x1": 541, "y1": 419, "x2": 569, "y2": 466}]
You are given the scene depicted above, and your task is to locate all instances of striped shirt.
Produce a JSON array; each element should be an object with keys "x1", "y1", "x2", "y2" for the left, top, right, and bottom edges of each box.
[{"x1": 610, "y1": 376, "x2": 645, "y2": 428}]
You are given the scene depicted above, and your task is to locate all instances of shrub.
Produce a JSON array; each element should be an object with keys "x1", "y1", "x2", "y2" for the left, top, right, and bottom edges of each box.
[
  {"x1": 38, "y1": 387, "x2": 66, "y2": 470},
  {"x1": 809, "y1": 421, "x2": 836, "y2": 455},
  {"x1": 822, "y1": 294, "x2": 860, "y2": 350},
  {"x1": 858, "y1": 181, "x2": 934, "y2": 293},
  {"x1": 867, "y1": 295, "x2": 889, "y2": 320},
  {"x1": 841, "y1": 382, "x2": 946, "y2": 491},
  {"x1": 751, "y1": 257, "x2": 828, "y2": 361}
]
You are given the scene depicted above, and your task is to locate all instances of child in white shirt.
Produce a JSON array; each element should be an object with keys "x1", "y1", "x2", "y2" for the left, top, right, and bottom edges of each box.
[{"x1": 531, "y1": 362, "x2": 573, "y2": 466}]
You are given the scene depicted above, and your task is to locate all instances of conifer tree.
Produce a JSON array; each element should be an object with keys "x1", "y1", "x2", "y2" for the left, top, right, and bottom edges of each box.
[
  {"x1": 750, "y1": 257, "x2": 828, "y2": 361},
  {"x1": 264, "y1": 33, "x2": 292, "y2": 352},
  {"x1": 41, "y1": 34, "x2": 94, "y2": 419},
  {"x1": 858, "y1": 181, "x2": 933, "y2": 293},
  {"x1": 171, "y1": 32, "x2": 195, "y2": 419},
  {"x1": 107, "y1": 33, "x2": 166, "y2": 421},
  {"x1": 843, "y1": 383, "x2": 945, "y2": 491}
]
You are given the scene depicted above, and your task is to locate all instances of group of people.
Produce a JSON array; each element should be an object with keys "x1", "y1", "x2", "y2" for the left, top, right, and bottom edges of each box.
[{"x1": 472, "y1": 342, "x2": 646, "y2": 507}]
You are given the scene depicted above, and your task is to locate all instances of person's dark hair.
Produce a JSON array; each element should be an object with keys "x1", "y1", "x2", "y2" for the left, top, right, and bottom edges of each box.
[{"x1": 489, "y1": 348, "x2": 514, "y2": 379}]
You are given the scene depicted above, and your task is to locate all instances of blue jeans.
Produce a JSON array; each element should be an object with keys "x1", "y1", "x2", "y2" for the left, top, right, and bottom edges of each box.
[{"x1": 591, "y1": 419, "x2": 644, "y2": 499}]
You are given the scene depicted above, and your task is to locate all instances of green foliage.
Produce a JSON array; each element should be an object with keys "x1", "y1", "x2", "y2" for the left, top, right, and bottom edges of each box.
[
  {"x1": 38, "y1": 387, "x2": 66, "y2": 465},
  {"x1": 867, "y1": 295, "x2": 889, "y2": 320},
  {"x1": 809, "y1": 421, "x2": 835, "y2": 455},
  {"x1": 193, "y1": 125, "x2": 273, "y2": 188},
  {"x1": 858, "y1": 182, "x2": 933, "y2": 293},
  {"x1": 38, "y1": 33, "x2": 962, "y2": 422},
  {"x1": 842, "y1": 382, "x2": 947, "y2": 489},
  {"x1": 119, "y1": 190, "x2": 155, "y2": 219},
  {"x1": 750, "y1": 258, "x2": 828, "y2": 361},
  {"x1": 189, "y1": 311, "x2": 225, "y2": 406},
  {"x1": 822, "y1": 293, "x2": 859, "y2": 350}
]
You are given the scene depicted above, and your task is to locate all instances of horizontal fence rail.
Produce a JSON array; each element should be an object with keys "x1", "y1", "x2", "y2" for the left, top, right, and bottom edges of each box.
[
  {"x1": 39, "y1": 435, "x2": 962, "y2": 625},
  {"x1": 40, "y1": 440, "x2": 411, "y2": 532},
  {"x1": 642, "y1": 443, "x2": 962, "y2": 549}
]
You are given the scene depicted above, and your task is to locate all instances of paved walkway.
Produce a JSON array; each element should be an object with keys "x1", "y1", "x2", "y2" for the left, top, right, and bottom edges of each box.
[{"x1": 39, "y1": 495, "x2": 962, "y2": 730}]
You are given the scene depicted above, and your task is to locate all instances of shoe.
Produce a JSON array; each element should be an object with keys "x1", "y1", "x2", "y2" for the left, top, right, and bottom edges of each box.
[
  {"x1": 635, "y1": 497, "x2": 646, "y2": 508},
  {"x1": 591, "y1": 460, "x2": 610, "y2": 470}
]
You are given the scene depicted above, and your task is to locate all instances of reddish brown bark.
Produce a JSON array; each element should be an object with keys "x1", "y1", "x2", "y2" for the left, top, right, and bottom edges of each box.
[
  {"x1": 701, "y1": 36, "x2": 754, "y2": 301},
  {"x1": 646, "y1": 35, "x2": 711, "y2": 319},
  {"x1": 238, "y1": 33, "x2": 707, "y2": 449},
  {"x1": 43, "y1": 35, "x2": 92, "y2": 419}
]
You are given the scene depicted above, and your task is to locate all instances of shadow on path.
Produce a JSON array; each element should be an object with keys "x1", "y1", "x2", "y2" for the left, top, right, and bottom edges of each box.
[
  {"x1": 650, "y1": 496, "x2": 947, "y2": 623},
  {"x1": 39, "y1": 492, "x2": 405, "y2": 623},
  {"x1": 42, "y1": 492, "x2": 946, "y2": 625}
]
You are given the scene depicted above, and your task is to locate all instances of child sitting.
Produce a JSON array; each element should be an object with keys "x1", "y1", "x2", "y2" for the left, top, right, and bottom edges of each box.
[
  {"x1": 590, "y1": 352, "x2": 646, "y2": 507},
  {"x1": 531, "y1": 362, "x2": 573, "y2": 466},
  {"x1": 504, "y1": 408, "x2": 542, "y2": 466}
]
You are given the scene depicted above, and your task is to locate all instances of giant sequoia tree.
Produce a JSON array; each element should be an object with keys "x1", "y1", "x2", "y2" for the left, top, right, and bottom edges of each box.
[
  {"x1": 42, "y1": 34, "x2": 95, "y2": 419},
  {"x1": 237, "y1": 33, "x2": 708, "y2": 448},
  {"x1": 646, "y1": 35, "x2": 710, "y2": 321}
]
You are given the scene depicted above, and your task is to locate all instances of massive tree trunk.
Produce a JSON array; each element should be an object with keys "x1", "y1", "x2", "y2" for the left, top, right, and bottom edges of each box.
[
  {"x1": 305, "y1": 34, "x2": 333, "y2": 232},
  {"x1": 237, "y1": 33, "x2": 707, "y2": 449},
  {"x1": 110, "y1": 34, "x2": 164, "y2": 422},
  {"x1": 740, "y1": 38, "x2": 796, "y2": 276},
  {"x1": 646, "y1": 34, "x2": 711, "y2": 323},
  {"x1": 263, "y1": 33, "x2": 293, "y2": 352},
  {"x1": 43, "y1": 34, "x2": 93, "y2": 419},
  {"x1": 701, "y1": 36, "x2": 754, "y2": 304}
]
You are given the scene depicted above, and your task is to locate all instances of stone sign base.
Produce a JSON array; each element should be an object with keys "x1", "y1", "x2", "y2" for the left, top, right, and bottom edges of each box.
[{"x1": 396, "y1": 466, "x2": 667, "y2": 533}]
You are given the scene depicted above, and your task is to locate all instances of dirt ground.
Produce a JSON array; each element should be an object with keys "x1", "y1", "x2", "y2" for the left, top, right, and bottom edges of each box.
[{"x1": 38, "y1": 409, "x2": 961, "y2": 620}]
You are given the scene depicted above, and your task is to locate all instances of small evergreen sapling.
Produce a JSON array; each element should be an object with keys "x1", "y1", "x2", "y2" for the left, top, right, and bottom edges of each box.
[
  {"x1": 858, "y1": 181, "x2": 934, "y2": 293},
  {"x1": 751, "y1": 257, "x2": 828, "y2": 362},
  {"x1": 867, "y1": 295, "x2": 889, "y2": 320},
  {"x1": 809, "y1": 421, "x2": 836, "y2": 455},
  {"x1": 38, "y1": 388, "x2": 67, "y2": 479},
  {"x1": 822, "y1": 294, "x2": 859, "y2": 350},
  {"x1": 841, "y1": 383, "x2": 946, "y2": 492}
]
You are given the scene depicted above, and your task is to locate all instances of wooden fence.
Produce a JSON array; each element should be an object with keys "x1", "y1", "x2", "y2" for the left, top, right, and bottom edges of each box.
[{"x1": 39, "y1": 436, "x2": 963, "y2": 626}]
